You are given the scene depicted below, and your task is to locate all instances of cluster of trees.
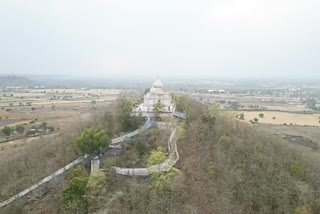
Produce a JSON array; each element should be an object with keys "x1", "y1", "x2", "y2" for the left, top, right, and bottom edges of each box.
[
  {"x1": 0, "y1": 122, "x2": 55, "y2": 138},
  {"x1": 9, "y1": 97, "x2": 320, "y2": 213},
  {"x1": 69, "y1": 97, "x2": 320, "y2": 214},
  {"x1": 75, "y1": 128, "x2": 110, "y2": 156},
  {"x1": 60, "y1": 98, "x2": 148, "y2": 211},
  {"x1": 0, "y1": 98, "x2": 143, "y2": 210},
  {"x1": 117, "y1": 98, "x2": 144, "y2": 132},
  {"x1": 1, "y1": 125, "x2": 25, "y2": 137},
  {"x1": 62, "y1": 168, "x2": 90, "y2": 213},
  {"x1": 28, "y1": 122, "x2": 54, "y2": 132},
  {"x1": 61, "y1": 145, "x2": 180, "y2": 214}
]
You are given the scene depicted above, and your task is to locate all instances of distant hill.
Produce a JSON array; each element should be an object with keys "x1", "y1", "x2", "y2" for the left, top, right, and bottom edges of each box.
[{"x1": 0, "y1": 75, "x2": 38, "y2": 87}]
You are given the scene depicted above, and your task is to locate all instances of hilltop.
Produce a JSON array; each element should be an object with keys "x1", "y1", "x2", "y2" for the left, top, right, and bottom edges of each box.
[
  {"x1": 2, "y1": 97, "x2": 320, "y2": 214},
  {"x1": 0, "y1": 75, "x2": 37, "y2": 87}
]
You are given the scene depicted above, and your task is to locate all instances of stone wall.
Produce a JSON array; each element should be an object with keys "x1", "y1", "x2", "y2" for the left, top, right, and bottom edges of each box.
[
  {"x1": 114, "y1": 127, "x2": 179, "y2": 176},
  {"x1": 0, "y1": 118, "x2": 152, "y2": 209}
]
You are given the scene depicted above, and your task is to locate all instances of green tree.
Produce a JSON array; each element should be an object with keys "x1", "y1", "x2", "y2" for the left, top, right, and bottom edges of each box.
[
  {"x1": 147, "y1": 147, "x2": 180, "y2": 194},
  {"x1": 117, "y1": 98, "x2": 143, "y2": 132},
  {"x1": 85, "y1": 171, "x2": 107, "y2": 212},
  {"x1": 147, "y1": 147, "x2": 167, "y2": 167},
  {"x1": 291, "y1": 161, "x2": 307, "y2": 181},
  {"x1": 175, "y1": 96, "x2": 187, "y2": 112},
  {"x1": 259, "y1": 113, "x2": 264, "y2": 118},
  {"x1": 65, "y1": 167, "x2": 89, "y2": 182},
  {"x1": 201, "y1": 113, "x2": 216, "y2": 128},
  {"x1": 118, "y1": 99, "x2": 132, "y2": 131},
  {"x1": 15, "y1": 125, "x2": 25, "y2": 134},
  {"x1": 75, "y1": 128, "x2": 110, "y2": 155},
  {"x1": 136, "y1": 142, "x2": 147, "y2": 158},
  {"x1": 1, "y1": 126, "x2": 13, "y2": 136},
  {"x1": 150, "y1": 167, "x2": 180, "y2": 193},
  {"x1": 62, "y1": 176, "x2": 88, "y2": 213}
]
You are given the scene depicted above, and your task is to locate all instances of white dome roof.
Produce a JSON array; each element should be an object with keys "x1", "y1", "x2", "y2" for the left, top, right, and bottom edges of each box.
[
  {"x1": 152, "y1": 79, "x2": 164, "y2": 88},
  {"x1": 149, "y1": 87, "x2": 158, "y2": 94}
]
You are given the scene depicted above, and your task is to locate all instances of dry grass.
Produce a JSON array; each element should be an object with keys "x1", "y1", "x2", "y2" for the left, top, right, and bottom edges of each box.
[
  {"x1": 0, "y1": 99, "x2": 121, "y2": 201},
  {"x1": 256, "y1": 124, "x2": 320, "y2": 143},
  {"x1": 240, "y1": 111, "x2": 320, "y2": 126},
  {"x1": 0, "y1": 88, "x2": 120, "y2": 130},
  {"x1": 0, "y1": 133, "x2": 78, "y2": 200}
]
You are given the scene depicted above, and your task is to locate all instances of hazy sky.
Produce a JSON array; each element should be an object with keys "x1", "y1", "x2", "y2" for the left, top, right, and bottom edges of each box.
[{"x1": 1, "y1": 0, "x2": 319, "y2": 79}]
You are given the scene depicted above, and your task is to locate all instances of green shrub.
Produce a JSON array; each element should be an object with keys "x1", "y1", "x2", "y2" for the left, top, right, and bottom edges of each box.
[{"x1": 291, "y1": 162, "x2": 307, "y2": 181}]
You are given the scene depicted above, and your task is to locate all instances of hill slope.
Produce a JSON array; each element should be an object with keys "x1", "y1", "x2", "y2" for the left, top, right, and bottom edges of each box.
[
  {"x1": 0, "y1": 75, "x2": 37, "y2": 87},
  {"x1": 94, "y1": 97, "x2": 320, "y2": 214},
  {"x1": 6, "y1": 97, "x2": 320, "y2": 214}
]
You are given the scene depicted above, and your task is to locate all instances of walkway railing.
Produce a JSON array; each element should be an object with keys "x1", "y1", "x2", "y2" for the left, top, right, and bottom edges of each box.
[
  {"x1": 0, "y1": 117, "x2": 152, "y2": 208},
  {"x1": 114, "y1": 126, "x2": 179, "y2": 176}
]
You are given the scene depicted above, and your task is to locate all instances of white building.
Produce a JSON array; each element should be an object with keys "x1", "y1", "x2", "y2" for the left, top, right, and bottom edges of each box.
[{"x1": 134, "y1": 79, "x2": 175, "y2": 114}]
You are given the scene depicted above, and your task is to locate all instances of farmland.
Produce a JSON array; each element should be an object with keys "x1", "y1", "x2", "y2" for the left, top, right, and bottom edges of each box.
[
  {"x1": 0, "y1": 88, "x2": 120, "y2": 151},
  {"x1": 188, "y1": 89, "x2": 320, "y2": 150},
  {"x1": 238, "y1": 111, "x2": 320, "y2": 126}
]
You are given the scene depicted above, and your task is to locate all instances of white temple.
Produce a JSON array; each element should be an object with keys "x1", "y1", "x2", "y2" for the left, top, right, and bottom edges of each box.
[{"x1": 134, "y1": 79, "x2": 175, "y2": 114}]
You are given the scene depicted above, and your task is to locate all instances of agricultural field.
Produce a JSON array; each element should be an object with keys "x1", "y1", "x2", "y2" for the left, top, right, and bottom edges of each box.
[
  {"x1": 189, "y1": 91, "x2": 320, "y2": 150},
  {"x1": 0, "y1": 88, "x2": 120, "y2": 150},
  {"x1": 256, "y1": 124, "x2": 320, "y2": 149},
  {"x1": 0, "y1": 89, "x2": 120, "y2": 126},
  {"x1": 237, "y1": 111, "x2": 320, "y2": 126},
  {"x1": 188, "y1": 93, "x2": 313, "y2": 112}
]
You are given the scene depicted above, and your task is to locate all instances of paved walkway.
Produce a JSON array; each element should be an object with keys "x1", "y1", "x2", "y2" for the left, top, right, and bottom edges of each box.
[
  {"x1": 0, "y1": 156, "x2": 85, "y2": 208},
  {"x1": 114, "y1": 127, "x2": 179, "y2": 176},
  {"x1": 0, "y1": 117, "x2": 153, "y2": 208}
]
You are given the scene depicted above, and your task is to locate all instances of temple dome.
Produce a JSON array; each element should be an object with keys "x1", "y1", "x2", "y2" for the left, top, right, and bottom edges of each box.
[
  {"x1": 150, "y1": 87, "x2": 158, "y2": 94},
  {"x1": 152, "y1": 79, "x2": 164, "y2": 89}
]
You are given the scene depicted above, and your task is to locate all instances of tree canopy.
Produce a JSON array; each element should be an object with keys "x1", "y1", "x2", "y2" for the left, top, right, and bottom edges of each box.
[
  {"x1": 1, "y1": 126, "x2": 13, "y2": 136},
  {"x1": 75, "y1": 128, "x2": 110, "y2": 155},
  {"x1": 62, "y1": 168, "x2": 89, "y2": 213},
  {"x1": 117, "y1": 98, "x2": 143, "y2": 132},
  {"x1": 147, "y1": 147, "x2": 167, "y2": 167}
]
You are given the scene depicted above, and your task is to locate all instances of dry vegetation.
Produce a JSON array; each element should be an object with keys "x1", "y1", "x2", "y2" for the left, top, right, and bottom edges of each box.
[
  {"x1": 91, "y1": 98, "x2": 320, "y2": 213},
  {"x1": 0, "y1": 89, "x2": 120, "y2": 131},
  {"x1": 0, "y1": 133, "x2": 78, "y2": 200},
  {"x1": 257, "y1": 124, "x2": 320, "y2": 144},
  {"x1": 0, "y1": 113, "x2": 93, "y2": 201},
  {"x1": 0, "y1": 98, "x2": 141, "y2": 204},
  {"x1": 3, "y1": 97, "x2": 320, "y2": 214},
  {"x1": 105, "y1": 127, "x2": 171, "y2": 169},
  {"x1": 239, "y1": 111, "x2": 320, "y2": 126}
]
